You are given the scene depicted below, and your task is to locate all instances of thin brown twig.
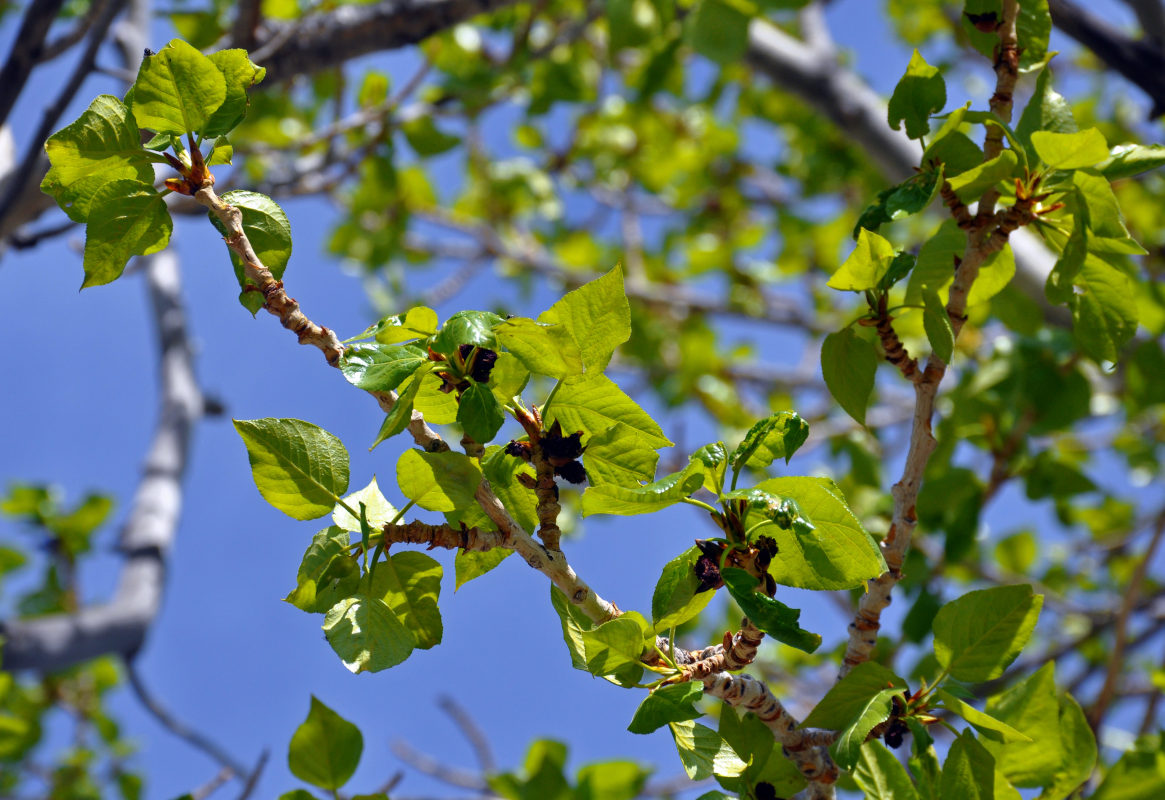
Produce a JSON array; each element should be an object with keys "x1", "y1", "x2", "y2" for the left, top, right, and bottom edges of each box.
[{"x1": 438, "y1": 696, "x2": 496, "y2": 773}]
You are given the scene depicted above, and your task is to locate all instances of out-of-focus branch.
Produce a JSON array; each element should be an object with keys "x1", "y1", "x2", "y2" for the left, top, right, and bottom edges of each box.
[
  {"x1": 254, "y1": 0, "x2": 517, "y2": 83},
  {"x1": 0, "y1": 250, "x2": 203, "y2": 670},
  {"x1": 1123, "y1": 0, "x2": 1165, "y2": 43},
  {"x1": 1050, "y1": 0, "x2": 1165, "y2": 116},
  {"x1": 0, "y1": 0, "x2": 68, "y2": 129}
]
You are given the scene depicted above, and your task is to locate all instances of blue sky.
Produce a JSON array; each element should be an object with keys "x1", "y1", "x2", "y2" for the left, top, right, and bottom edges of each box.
[{"x1": 0, "y1": 2, "x2": 1157, "y2": 798}]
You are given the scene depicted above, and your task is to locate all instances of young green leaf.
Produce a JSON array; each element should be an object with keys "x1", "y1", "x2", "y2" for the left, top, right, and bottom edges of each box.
[
  {"x1": 1091, "y1": 732, "x2": 1160, "y2": 800},
  {"x1": 853, "y1": 740, "x2": 921, "y2": 800},
  {"x1": 454, "y1": 548, "x2": 511, "y2": 591},
  {"x1": 396, "y1": 449, "x2": 481, "y2": 512},
  {"x1": 131, "y1": 39, "x2": 226, "y2": 135},
  {"x1": 338, "y1": 344, "x2": 427, "y2": 393},
  {"x1": 652, "y1": 547, "x2": 716, "y2": 632},
  {"x1": 932, "y1": 584, "x2": 1043, "y2": 682},
  {"x1": 457, "y1": 381, "x2": 506, "y2": 444},
  {"x1": 206, "y1": 190, "x2": 292, "y2": 314},
  {"x1": 922, "y1": 287, "x2": 955, "y2": 362},
  {"x1": 428, "y1": 310, "x2": 503, "y2": 358},
  {"x1": 689, "y1": 442, "x2": 728, "y2": 495},
  {"x1": 370, "y1": 364, "x2": 434, "y2": 448},
  {"x1": 1015, "y1": 68, "x2": 1077, "y2": 162},
  {"x1": 545, "y1": 372, "x2": 671, "y2": 449},
  {"x1": 828, "y1": 228, "x2": 897, "y2": 291},
  {"x1": 627, "y1": 682, "x2": 703, "y2": 734},
  {"x1": 537, "y1": 264, "x2": 630, "y2": 373},
  {"x1": 402, "y1": 114, "x2": 461, "y2": 156},
  {"x1": 375, "y1": 306, "x2": 439, "y2": 344},
  {"x1": 579, "y1": 426, "x2": 661, "y2": 487},
  {"x1": 947, "y1": 149, "x2": 1020, "y2": 201},
  {"x1": 754, "y1": 476, "x2": 886, "y2": 590},
  {"x1": 493, "y1": 317, "x2": 584, "y2": 378},
  {"x1": 81, "y1": 179, "x2": 172, "y2": 288},
  {"x1": 684, "y1": 0, "x2": 749, "y2": 65},
  {"x1": 287, "y1": 696, "x2": 363, "y2": 790},
  {"x1": 41, "y1": 95, "x2": 155, "y2": 223},
  {"x1": 729, "y1": 411, "x2": 810, "y2": 472},
  {"x1": 887, "y1": 49, "x2": 946, "y2": 140},
  {"x1": 669, "y1": 720, "x2": 747, "y2": 780},
  {"x1": 830, "y1": 686, "x2": 905, "y2": 770},
  {"x1": 1031, "y1": 128, "x2": 1109, "y2": 170},
  {"x1": 575, "y1": 761, "x2": 649, "y2": 800},
  {"x1": 203, "y1": 49, "x2": 266, "y2": 137},
  {"x1": 233, "y1": 418, "x2": 350, "y2": 520},
  {"x1": 580, "y1": 615, "x2": 649, "y2": 676},
  {"x1": 940, "y1": 731, "x2": 996, "y2": 800},
  {"x1": 285, "y1": 527, "x2": 359, "y2": 613},
  {"x1": 1070, "y1": 256, "x2": 1138, "y2": 363},
  {"x1": 720, "y1": 568, "x2": 820, "y2": 653},
  {"x1": 933, "y1": 688, "x2": 1032, "y2": 744},
  {"x1": 580, "y1": 464, "x2": 703, "y2": 517},
  {"x1": 802, "y1": 661, "x2": 908, "y2": 730},
  {"x1": 1097, "y1": 142, "x2": 1165, "y2": 180},
  {"x1": 323, "y1": 594, "x2": 415, "y2": 673},
  {"x1": 821, "y1": 328, "x2": 877, "y2": 426},
  {"x1": 367, "y1": 551, "x2": 442, "y2": 649}
]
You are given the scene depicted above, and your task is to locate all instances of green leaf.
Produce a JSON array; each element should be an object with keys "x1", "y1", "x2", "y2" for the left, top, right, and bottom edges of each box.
[
  {"x1": 753, "y1": 476, "x2": 886, "y2": 590},
  {"x1": 580, "y1": 614, "x2": 649, "y2": 677},
  {"x1": 1045, "y1": 226, "x2": 1087, "y2": 304},
  {"x1": 203, "y1": 49, "x2": 265, "y2": 137},
  {"x1": 207, "y1": 190, "x2": 292, "y2": 314},
  {"x1": 923, "y1": 286, "x2": 955, "y2": 362},
  {"x1": 910, "y1": 219, "x2": 1015, "y2": 305},
  {"x1": 205, "y1": 135, "x2": 233, "y2": 166},
  {"x1": 323, "y1": 594, "x2": 415, "y2": 673},
  {"x1": 934, "y1": 688, "x2": 1032, "y2": 743},
  {"x1": 947, "y1": 149, "x2": 1020, "y2": 201},
  {"x1": 821, "y1": 328, "x2": 877, "y2": 426},
  {"x1": 1031, "y1": 128, "x2": 1109, "y2": 170},
  {"x1": 457, "y1": 381, "x2": 506, "y2": 443},
  {"x1": 940, "y1": 730, "x2": 996, "y2": 800},
  {"x1": 545, "y1": 372, "x2": 670, "y2": 449},
  {"x1": 454, "y1": 548, "x2": 511, "y2": 590},
  {"x1": 1015, "y1": 68, "x2": 1076, "y2": 163},
  {"x1": 396, "y1": 449, "x2": 481, "y2": 512},
  {"x1": 720, "y1": 568, "x2": 821, "y2": 653},
  {"x1": 375, "y1": 307, "x2": 439, "y2": 344},
  {"x1": 285, "y1": 527, "x2": 360, "y2": 613},
  {"x1": 1091, "y1": 733, "x2": 1163, "y2": 800},
  {"x1": 537, "y1": 265, "x2": 630, "y2": 373},
  {"x1": 1098, "y1": 142, "x2": 1165, "y2": 180},
  {"x1": 628, "y1": 683, "x2": 704, "y2": 734},
  {"x1": 684, "y1": 0, "x2": 750, "y2": 65},
  {"x1": 854, "y1": 170, "x2": 943, "y2": 235},
  {"x1": 429, "y1": 310, "x2": 503, "y2": 357},
  {"x1": 1071, "y1": 256, "x2": 1138, "y2": 363},
  {"x1": 130, "y1": 39, "x2": 226, "y2": 135},
  {"x1": 730, "y1": 411, "x2": 809, "y2": 471},
  {"x1": 371, "y1": 364, "x2": 435, "y2": 448},
  {"x1": 888, "y1": 49, "x2": 946, "y2": 140},
  {"x1": 854, "y1": 740, "x2": 921, "y2": 800},
  {"x1": 234, "y1": 418, "x2": 350, "y2": 520},
  {"x1": 494, "y1": 317, "x2": 583, "y2": 378},
  {"x1": 1037, "y1": 694, "x2": 1095, "y2": 800},
  {"x1": 829, "y1": 228, "x2": 898, "y2": 291},
  {"x1": 1072, "y1": 171, "x2": 1146, "y2": 255},
  {"x1": 1016, "y1": 0, "x2": 1051, "y2": 70},
  {"x1": 482, "y1": 445, "x2": 539, "y2": 531},
  {"x1": 830, "y1": 685, "x2": 904, "y2": 770},
  {"x1": 932, "y1": 584, "x2": 1043, "y2": 682},
  {"x1": 338, "y1": 344, "x2": 428, "y2": 393},
  {"x1": 287, "y1": 696, "x2": 363, "y2": 790},
  {"x1": 402, "y1": 114, "x2": 461, "y2": 157},
  {"x1": 81, "y1": 180, "x2": 172, "y2": 288},
  {"x1": 690, "y1": 442, "x2": 728, "y2": 495},
  {"x1": 803, "y1": 662, "x2": 907, "y2": 729},
  {"x1": 368, "y1": 551, "x2": 442, "y2": 649},
  {"x1": 41, "y1": 95, "x2": 155, "y2": 222},
  {"x1": 580, "y1": 464, "x2": 703, "y2": 517},
  {"x1": 669, "y1": 720, "x2": 747, "y2": 780},
  {"x1": 651, "y1": 547, "x2": 716, "y2": 632},
  {"x1": 579, "y1": 426, "x2": 661, "y2": 487},
  {"x1": 575, "y1": 761, "x2": 649, "y2": 800}
]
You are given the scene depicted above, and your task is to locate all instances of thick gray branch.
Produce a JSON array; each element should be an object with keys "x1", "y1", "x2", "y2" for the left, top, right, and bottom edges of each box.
[
  {"x1": 0, "y1": 251, "x2": 202, "y2": 671},
  {"x1": 0, "y1": 0, "x2": 68, "y2": 129},
  {"x1": 255, "y1": 0, "x2": 517, "y2": 82},
  {"x1": 1050, "y1": 0, "x2": 1165, "y2": 116}
]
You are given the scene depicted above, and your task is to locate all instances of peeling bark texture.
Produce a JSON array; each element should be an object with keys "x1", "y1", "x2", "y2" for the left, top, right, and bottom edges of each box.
[
  {"x1": 1050, "y1": 0, "x2": 1165, "y2": 116},
  {"x1": 671, "y1": 618, "x2": 765, "y2": 682},
  {"x1": 383, "y1": 520, "x2": 508, "y2": 552},
  {"x1": 840, "y1": 2, "x2": 1023, "y2": 678},
  {"x1": 0, "y1": 251, "x2": 202, "y2": 671},
  {"x1": 255, "y1": 0, "x2": 518, "y2": 83}
]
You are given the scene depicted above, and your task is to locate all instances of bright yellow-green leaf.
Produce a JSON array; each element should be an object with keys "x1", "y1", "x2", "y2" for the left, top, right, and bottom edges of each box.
[{"x1": 233, "y1": 418, "x2": 350, "y2": 520}]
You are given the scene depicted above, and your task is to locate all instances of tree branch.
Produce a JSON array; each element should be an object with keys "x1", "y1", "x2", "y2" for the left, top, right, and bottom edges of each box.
[
  {"x1": 0, "y1": 0, "x2": 68, "y2": 129},
  {"x1": 1050, "y1": 0, "x2": 1165, "y2": 116},
  {"x1": 0, "y1": 250, "x2": 203, "y2": 671},
  {"x1": 254, "y1": 0, "x2": 518, "y2": 83}
]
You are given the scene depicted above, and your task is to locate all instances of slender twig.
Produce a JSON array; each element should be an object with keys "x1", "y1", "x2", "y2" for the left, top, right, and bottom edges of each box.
[
  {"x1": 0, "y1": 0, "x2": 69, "y2": 129},
  {"x1": 1089, "y1": 510, "x2": 1165, "y2": 731},
  {"x1": 438, "y1": 696, "x2": 496, "y2": 773},
  {"x1": 190, "y1": 767, "x2": 234, "y2": 800},
  {"x1": 391, "y1": 740, "x2": 489, "y2": 791},
  {"x1": 234, "y1": 750, "x2": 268, "y2": 800},
  {"x1": 125, "y1": 660, "x2": 249, "y2": 778}
]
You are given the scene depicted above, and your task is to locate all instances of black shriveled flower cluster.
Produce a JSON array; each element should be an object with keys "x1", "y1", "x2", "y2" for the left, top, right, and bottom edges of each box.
[{"x1": 504, "y1": 420, "x2": 587, "y2": 484}]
